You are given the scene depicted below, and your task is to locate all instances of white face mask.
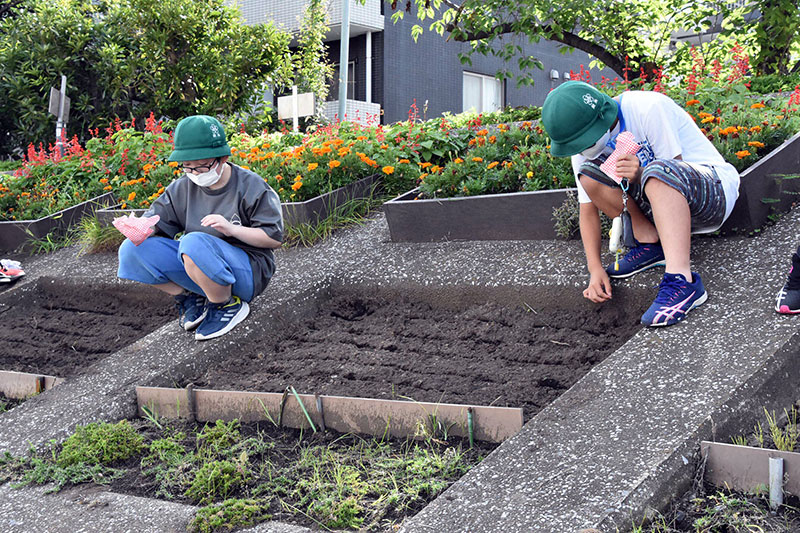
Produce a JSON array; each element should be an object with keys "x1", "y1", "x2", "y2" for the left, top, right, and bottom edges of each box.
[
  {"x1": 185, "y1": 161, "x2": 222, "y2": 187},
  {"x1": 580, "y1": 130, "x2": 611, "y2": 160}
]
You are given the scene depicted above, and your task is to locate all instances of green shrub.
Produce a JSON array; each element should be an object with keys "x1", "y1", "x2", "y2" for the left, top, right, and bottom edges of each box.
[{"x1": 185, "y1": 460, "x2": 249, "y2": 505}]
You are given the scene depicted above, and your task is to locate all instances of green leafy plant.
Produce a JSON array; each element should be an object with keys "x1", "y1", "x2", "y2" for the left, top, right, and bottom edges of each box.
[
  {"x1": 185, "y1": 459, "x2": 250, "y2": 506},
  {"x1": 764, "y1": 406, "x2": 799, "y2": 452},
  {"x1": 57, "y1": 420, "x2": 144, "y2": 467},
  {"x1": 189, "y1": 498, "x2": 272, "y2": 533}
]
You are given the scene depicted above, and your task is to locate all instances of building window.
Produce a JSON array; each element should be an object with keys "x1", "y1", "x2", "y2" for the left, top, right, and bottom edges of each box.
[
  {"x1": 328, "y1": 61, "x2": 356, "y2": 101},
  {"x1": 463, "y1": 72, "x2": 503, "y2": 113}
]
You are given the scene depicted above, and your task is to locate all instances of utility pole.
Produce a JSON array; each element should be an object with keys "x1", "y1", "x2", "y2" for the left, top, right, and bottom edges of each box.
[{"x1": 337, "y1": 0, "x2": 351, "y2": 122}]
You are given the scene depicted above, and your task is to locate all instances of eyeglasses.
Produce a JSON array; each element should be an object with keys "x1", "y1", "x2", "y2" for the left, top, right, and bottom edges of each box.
[{"x1": 181, "y1": 158, "x2": 220, "y2": 173}]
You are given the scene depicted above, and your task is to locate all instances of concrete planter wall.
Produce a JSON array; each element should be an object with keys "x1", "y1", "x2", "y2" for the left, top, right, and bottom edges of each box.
[
  {"x1": 0, "y1": 192, "x2": 116, "y2": 252},
  {"x1": 720, "y1": 130, "x2": 800, "y2": 235},
  {"x1": 96, "y1": 174, "x2": 382, "y2": 228},
  {"x1": 383, "y1": 187, "x2": 576, "y2": 242}
]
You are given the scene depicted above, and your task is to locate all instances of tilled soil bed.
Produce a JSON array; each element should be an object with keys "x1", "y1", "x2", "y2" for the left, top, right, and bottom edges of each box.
[
  {"x1": 190, "y1": 285, "x2": 649, "y2": 420},
  {"x1": 0, "y1": 276, "x2": 174, "y2": 378}
]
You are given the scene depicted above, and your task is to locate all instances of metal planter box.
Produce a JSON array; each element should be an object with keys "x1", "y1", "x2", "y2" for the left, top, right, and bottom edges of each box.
[
  {"x1": 0, "y1": 192, "x2": 116, "y2": 252},
  {"x1": 720, "y1": 130, "x2": 800, "y2": 235},
  {"x1": 383, "y1": 187, "x2": 577, "y2": 242},
  {"x1": 96, "y1": 174, "x2": 382, "y2": 228}
]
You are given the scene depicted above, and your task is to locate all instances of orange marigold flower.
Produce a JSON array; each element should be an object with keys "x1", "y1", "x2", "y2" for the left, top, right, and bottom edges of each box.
[
  {"x1": 750, "y1": 102, "x2": 766, "y2": 109},
  {"x1": 356, "y1": 136, "x2": 368, "y2": 141},
  {"x1": 736, "y1": 150, "x2": 751, "y2": 159},
  {"x1": 454, "y1": 158, "x2": 464, "y2": 164},
  {"x1": 749, "y1": 126, "x2": 762, "y2": 133},
  {"x1": 472, "y1": 157, "x2": 483, "y2": 162},
  {"x1": 488, "y1": 135, "x2": 497, "y2": 144},
  {"x1": 430, "y1": 165, "x2": 441, "y2": 173},
  {"x1": 419, "y1": 162, "x2": 432, "y2": 168},
  {"x1": 477, "y1": 129, "x2": 489, "y2": 136},
  {"x1": 747, "y1": 141, "x2": 765, "y2": 148},
  {"x1": 275, "y1": 174, "x2": 283, "y2": 181},
  {"x1": 419, "y1": 173, "x2": 428, "y2": 180},
  {"x1": 487, "y1": 161, "x2": 499, "y2": 169},
  {"x1": 398, "y1": 159, "x2": 410, "y2": 164},
  {"x1": 103, "y1": 185, "x2": 112, "y2": 191},
  {"x1": 99, "y1": 178, "x2": 109, "y2": 184},
  {"x1": 292, "y1": 181, "x2": 302, "y2": 191},
  {"x1": 307, "y1": 163, "x2": 318, "y2": 171},
  {"x1": 329, "y1": 160, "x2": 341, "y2": 168},
  {"x1": 701, "y1": 116, "x2": 715, "y2": 124},
  {"x1": 127, "y1": 192, "x2": 136, "y2": 201},
  {"x1": 382, "y1": 166, "x2": 395, "y2": 175},
  {"x1": 241, "y1": 165, "x2": 250, "y2": 170},
  {"x1": 294, "y1": 174, "x2": 303, "y2": 182},
  {"x1": 168, "y1": 161, "x2": 179, "y2": 167},
  {"x1": 685, "y1": 99, "x2": 700, "y2": 106}
]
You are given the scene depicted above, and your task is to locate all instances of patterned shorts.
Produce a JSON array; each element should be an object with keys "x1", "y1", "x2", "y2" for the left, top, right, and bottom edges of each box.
[{"x1": 578, "y1": 157, "x2": 727, "y2": 233}]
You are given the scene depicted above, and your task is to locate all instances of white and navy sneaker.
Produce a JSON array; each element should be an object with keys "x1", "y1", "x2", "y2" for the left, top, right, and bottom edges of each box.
[
  {"x1": 194, "y1": 295, "x2": 250, "y2": 341},
  {"x1": 641, "y1": 272, "x2": 707, "y2": 327},
  {"x1": 175, "y1": 293, "x2": 207, "y2": 331}
]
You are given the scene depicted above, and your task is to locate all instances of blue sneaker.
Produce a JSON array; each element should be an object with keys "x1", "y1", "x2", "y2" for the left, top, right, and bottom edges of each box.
[
  {"x1": 641, "y1": 272, "x2": 707, "y2": 327},
  {"x1": 175, "y1": 293, "x2": 207, "y2": 331},
  {"x1": 195, "y1": 296, "x2": 250, "y2": 341},
  {"x1": 606, "y1": 241, "x2": 666, "y2": 278}
]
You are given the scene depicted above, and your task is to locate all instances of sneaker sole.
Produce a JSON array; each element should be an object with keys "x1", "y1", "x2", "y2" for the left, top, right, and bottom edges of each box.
[
  {"x1": 776, "y1": 304, "x2": 800, "y2": 314},
  {"x1": 183, "y1": 309, "x2": 208, "y2": 332},
  {"x1": 646, "y1": 291, "x2": 708, "y2": 327},
  {"x1": 607, "y1": 259, "x2": 666, "y2": 279},
  {"x1": 195, "y1": 302, "x2": 250, "y2": 341}
]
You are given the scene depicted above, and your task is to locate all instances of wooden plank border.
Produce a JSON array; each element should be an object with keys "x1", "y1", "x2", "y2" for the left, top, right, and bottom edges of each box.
[
  {"x1": 701, "y1": 441, "x2": 800, "y2": 495},
  {"x1": 0, "y1": 370, "x2": 64, "y2": 399},
  {"x1": 136, "y1": 386, "x2": 523, "y2": 443}
]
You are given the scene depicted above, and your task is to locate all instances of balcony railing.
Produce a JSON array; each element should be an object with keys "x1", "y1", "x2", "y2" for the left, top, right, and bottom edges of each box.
[{"x1": 233, "y1": 0, "x2": 384, "y2": 36}]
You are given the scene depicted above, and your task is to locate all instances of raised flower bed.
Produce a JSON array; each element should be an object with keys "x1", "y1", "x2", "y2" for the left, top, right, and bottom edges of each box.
[{"x1": 0, "y1": 192, "x2": 115, "y2": 252}]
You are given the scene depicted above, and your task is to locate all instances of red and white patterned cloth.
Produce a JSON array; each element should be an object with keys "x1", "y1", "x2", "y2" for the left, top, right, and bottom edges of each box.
[
  {"x1": 0, "y1": 259, "x2": 24, "y2": 283},
  {"x1": 600, "y1": 131, "x2": 640, "y2": 184},
  {"x1": 112, "y1": 214, "x2": 160, "y2": 246}
]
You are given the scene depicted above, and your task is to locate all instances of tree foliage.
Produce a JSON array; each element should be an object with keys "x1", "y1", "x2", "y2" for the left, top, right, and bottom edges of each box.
[
  {"x1": 389, "y1": 0, "x2": 800, "y2": 83},
  {"x1": 295, "y1": 0, "x2": 335, "y2": 117},
  {"x1": 0, "y1": 0, "x2": 292, "y2": 157}
]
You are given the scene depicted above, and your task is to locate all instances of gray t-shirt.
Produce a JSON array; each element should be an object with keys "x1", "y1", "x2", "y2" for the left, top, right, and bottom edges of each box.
[{"x1": 145, "y1": 164, "x2": 283, "y2": 297}]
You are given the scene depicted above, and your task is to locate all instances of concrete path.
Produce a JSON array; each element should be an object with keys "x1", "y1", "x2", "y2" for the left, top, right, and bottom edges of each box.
[{"x1": 0, "y1": 207, "x2": 798, "y2": 532}]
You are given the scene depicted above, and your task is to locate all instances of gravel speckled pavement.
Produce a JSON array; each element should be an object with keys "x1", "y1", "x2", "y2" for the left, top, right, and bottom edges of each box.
[{"x1": 0, "y1": 207, "x2": 798, "y2": 532}]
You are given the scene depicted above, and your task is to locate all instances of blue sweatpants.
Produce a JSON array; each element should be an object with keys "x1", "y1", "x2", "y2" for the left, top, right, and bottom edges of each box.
[{"x1": 118, "y1": 232, "x2": 255, "y2": 302}]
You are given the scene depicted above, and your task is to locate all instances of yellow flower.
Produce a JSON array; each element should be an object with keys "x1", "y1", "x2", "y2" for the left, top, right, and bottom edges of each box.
[
  {"x1": 701, "y1": 116, "x2": 715, "y2": 124},
  {"x1": 329, "y1": 160, "x2": 341, "y2": 168},
  {"x1": 241, "y1": 165, "x2": 250, "y2": 170},
  {"x1": 382, "y1": 166, "x2": 395, "y2": 175},
  {"x1": 526, "y1": 171, "x2": 533, "y2": 179},
  {"x1": 294, "y1": 174, "x2": 303, "y2": 182},
  {"x1": 127, "y1": 192, "x2": 136, "y2": 201},
  {"x1": 292, "y1": 181, "x2": 303, "y2": 191},
  {"x1": 308, "y1": 163, "x2": 318, "y2": 170}
]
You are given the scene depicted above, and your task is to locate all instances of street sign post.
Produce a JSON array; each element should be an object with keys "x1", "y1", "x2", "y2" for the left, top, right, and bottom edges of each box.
[
  {"x1": 277, "y1": 85, "x2": 315, "y2": 132},
  {"x1": 48, "y1": 75, "x2": 70, "y2": 157}
]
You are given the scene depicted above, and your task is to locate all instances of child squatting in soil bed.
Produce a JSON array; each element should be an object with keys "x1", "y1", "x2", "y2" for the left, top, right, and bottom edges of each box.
[
  {"x1": 116, "y1": 115, "x2": 283, "y2": 340},
  {"x1": 541, "y1": 81, "x2": 740, "y2": 327}
]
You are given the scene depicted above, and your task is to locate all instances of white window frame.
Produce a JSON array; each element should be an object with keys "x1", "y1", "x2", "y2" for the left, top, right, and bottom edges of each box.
[{"x1": 462, "y1": 71, "x2": 503, "y2": 113}]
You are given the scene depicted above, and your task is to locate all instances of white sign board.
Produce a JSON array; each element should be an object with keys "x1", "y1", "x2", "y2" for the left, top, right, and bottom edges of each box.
[
  {"x1": 277, "y1": 92, "x2": 315, "y2": 120},
  {"x1": 48, "y1": 86, "x2": 70, "y2": 122}
]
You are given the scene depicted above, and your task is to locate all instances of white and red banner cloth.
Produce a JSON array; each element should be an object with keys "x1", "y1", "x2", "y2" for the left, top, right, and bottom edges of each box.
[
  {"x1": 112, "y1": 214, "x2": 160, "y2": 246},
  {"x1": 600, "y1": 131, "x2": 640, "y2": 184}
]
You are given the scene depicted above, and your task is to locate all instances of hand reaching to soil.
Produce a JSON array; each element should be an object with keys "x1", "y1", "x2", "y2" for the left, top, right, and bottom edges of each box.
[{"x1": 112, "y1": 213, "x2": 160, "y2": 246}]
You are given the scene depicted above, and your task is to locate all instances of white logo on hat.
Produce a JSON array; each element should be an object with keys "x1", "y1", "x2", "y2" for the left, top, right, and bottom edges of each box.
[
  {"x1": 210, "y1": 125, "x2": 220, "y2": 137},
  {"x1": 582, "y1": 94, "x2": 598, "y2": 109}
]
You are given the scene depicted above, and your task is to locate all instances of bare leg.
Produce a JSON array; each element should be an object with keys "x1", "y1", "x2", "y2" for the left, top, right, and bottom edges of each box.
[
  {"x1": 153, "y1": 281, "x2": 184, "y2": 296},
  {"x1": 579, "y1": 177, "x2": 659, "y2": 243},
  {"x1": 182, "y1": 254, "x2": 232, "y2": 304},
  {"x1": 644, "y1": 178, "x2": 692, "y2": 281}
]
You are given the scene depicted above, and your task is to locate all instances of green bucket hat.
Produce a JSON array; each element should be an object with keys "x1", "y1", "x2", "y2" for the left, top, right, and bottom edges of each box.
[
  {"x1": 541, "y1": 81, "x2": 619, "y2": 158},
  {"x1": 168, "y1": 115, "x2": 231, "y2": 162}
]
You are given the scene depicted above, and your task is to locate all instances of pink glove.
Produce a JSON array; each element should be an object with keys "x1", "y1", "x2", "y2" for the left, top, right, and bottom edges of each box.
[
  {"x1": 112, "y1": 213, "x2": 160, "y2": 246},
  {"x1": 600, "y1": 131, "x2": 640, "y2": 184}
]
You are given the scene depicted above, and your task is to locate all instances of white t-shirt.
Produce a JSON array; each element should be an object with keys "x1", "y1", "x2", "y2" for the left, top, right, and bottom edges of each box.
[{"x1": 570, "y1": 91, "x2": 740, "y2": 232}]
